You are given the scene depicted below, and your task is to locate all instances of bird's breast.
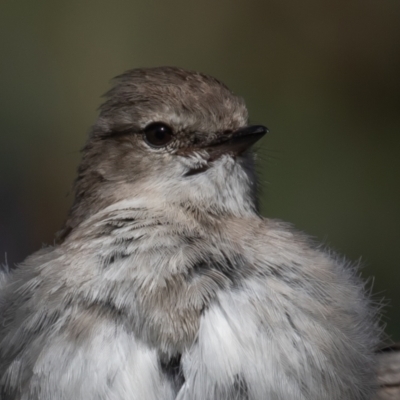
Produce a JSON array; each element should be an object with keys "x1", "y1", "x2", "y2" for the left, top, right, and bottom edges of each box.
[{"x1": 66, "y1": 204, "x2": 253, "y2": 357}]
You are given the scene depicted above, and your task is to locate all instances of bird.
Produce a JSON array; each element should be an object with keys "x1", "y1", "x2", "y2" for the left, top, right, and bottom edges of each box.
[{"x1": 0, "y1": 66, "x2": 381, "y2": 400}]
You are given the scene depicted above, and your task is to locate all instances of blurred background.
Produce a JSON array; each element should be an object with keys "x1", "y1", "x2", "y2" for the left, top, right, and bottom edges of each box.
[{"x1": 0, "y1": 0, "x2": 399, "y2": 340}]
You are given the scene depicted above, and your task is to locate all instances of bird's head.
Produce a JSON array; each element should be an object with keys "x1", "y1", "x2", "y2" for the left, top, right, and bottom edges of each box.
[{"x1": 59, "y1": 67, "x2": 267, "y2": 241}]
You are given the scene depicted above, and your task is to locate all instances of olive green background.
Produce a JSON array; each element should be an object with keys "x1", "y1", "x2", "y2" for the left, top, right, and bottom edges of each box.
[{"x1": 1, "y1": 1, "x2": 399, "y2": 340}]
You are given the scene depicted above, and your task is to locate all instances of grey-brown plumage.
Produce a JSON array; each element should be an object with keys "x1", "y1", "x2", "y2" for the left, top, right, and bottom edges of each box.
[{"x1": 0, "y1": 67, "x2": 381, "y2": 399}]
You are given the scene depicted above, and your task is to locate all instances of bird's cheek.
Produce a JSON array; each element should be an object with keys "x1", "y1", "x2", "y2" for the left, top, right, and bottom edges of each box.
[{"x1": 176, "y1": 152, "x2": 209, "y2": 173}]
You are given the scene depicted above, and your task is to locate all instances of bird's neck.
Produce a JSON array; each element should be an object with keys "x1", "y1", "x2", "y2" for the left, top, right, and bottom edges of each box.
[{"x1": 58, "y1": 155, "x2": 259, "y2": 243}]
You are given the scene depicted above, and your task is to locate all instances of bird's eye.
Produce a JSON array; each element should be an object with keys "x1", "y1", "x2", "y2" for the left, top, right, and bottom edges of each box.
[{"x1": 143, "y1": 122, "x2": 174, "y2": 147}]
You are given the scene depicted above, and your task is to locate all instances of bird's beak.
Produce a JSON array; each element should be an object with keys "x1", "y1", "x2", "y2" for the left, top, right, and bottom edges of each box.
[{"x1": 204, "y1": 125, "x2": 268, "y2": 159}]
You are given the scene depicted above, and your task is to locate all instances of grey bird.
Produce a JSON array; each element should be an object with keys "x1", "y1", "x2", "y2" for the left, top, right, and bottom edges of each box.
[{"x1": 0, "y1": 67, "x2": 381, "y2": 399}]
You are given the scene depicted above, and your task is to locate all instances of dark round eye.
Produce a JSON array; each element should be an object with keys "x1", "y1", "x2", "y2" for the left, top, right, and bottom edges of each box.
[{"x1": 143, "y1": 122, "x2": 173, "y2": 147}]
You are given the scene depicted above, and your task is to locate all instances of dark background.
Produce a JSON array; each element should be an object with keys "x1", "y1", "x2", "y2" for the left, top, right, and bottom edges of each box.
[{"x1": 1, "y1": 1, "x2": 399, "y2": 340}]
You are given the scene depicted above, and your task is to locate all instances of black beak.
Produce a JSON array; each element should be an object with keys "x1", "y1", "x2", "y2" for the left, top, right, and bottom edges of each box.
[{"x1": 205, "y1": 125, "x2": 268, "y2": 159}]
